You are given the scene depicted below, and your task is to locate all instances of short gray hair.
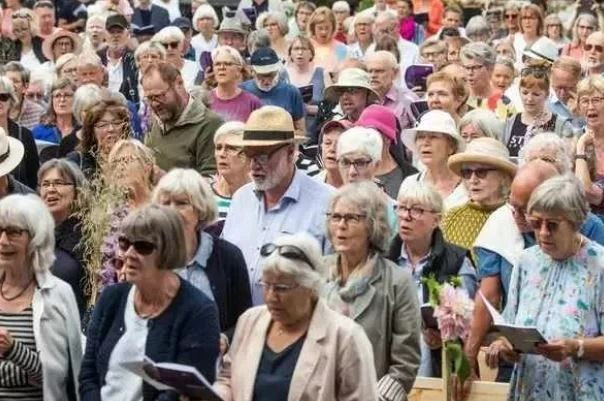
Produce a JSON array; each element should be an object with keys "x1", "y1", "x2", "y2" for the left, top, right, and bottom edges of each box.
[
  {"x1": 459, "y1": 109, "x2": 504, "y2": 141},
  {"x1": 0, "y1": 194, "x2": 56, "y2": 273},
  {"x1": 262, "y1": 233, "x2": 325, "y2": 293},
  {"x1": 211, "y1": 45, "x2": 244, "y2": 66},
  {"x1": 75, "y1": 50, "x2": 104, "y2": 69},
  {"x1": 256, "y1": 11, "x2": 289, "y2": 36},
  {"x1": 73, "y1": 84, "x2": 104, "y2": 124},
  {"x1": 460, "y1": 42, "x2": 496, "y2": 68},
  {"x1": 151, "y1": 168, "x2": 218, "y2": 227},
  {"x1": 519, "y1": 132, "x2": 572, "y2": 173},
  {"x1": 214, "y1": 121, "x2": 244, "y2": 143},
  {"x1": 527, "y1": 174, "x2": 589, "y2": 230},
  {"x1": 153, "y1": 26, "x2": 185, "y2": 44},
  {"x1": 420, "y1": 37, "x2": 447, "y2": 54},
  {"x1": 332, "y1": 1, "x2": 350, "y2": 13},
  {"x1": 327, "y1": 181, "x2": 391, "y2": 253},
  {"x1": 134, "y1": 41, "x2": 166, "y2": 67},
  {"x1": 495, "y1": 56, "x2": 515, "y2": 73},
  {"x1": 121, "y1": 204, "x2": 187, "y2": 269},
  {"x1": 336, "y1": 127, "x2": 383, "y2": 162},
  {"x1": 397, "y1": 181, "x2": 444, "y2": 214},
  {"x1": 37, "y1": 159, "x2": 87, "y2": 198},
  {"x1": 248, "y1": 29, "x2": 271, "y2": 54},
  {"x1": 465, "y1": 16, "x2": 490, "y2": 38}
]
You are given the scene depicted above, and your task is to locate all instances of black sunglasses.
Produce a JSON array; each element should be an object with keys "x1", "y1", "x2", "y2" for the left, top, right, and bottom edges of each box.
[
  {"x1": 585, "y1": 44, "x2": 604, "y2": 52},
  {"x1": 162, "y1": 41, "x2": 180, "y2": 49},
  {"x1": 260, "y1": 243, "x2": 314, "y2": 270},
  {"x1": 460, "y1": 167, "x2": 497, "y2": 179},
  {"x1": 0, "y1": 93, "x2": 11, "y2": 102},
  {"x1": 118, "y1": 235, "x2": 156, "y2": 255}
]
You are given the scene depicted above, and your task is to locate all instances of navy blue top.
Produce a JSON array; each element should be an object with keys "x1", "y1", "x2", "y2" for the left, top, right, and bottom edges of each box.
[
  {"x1": 240, "y1": 80, "x2": 305, "y2": 121},
  {"x1": 79, "y1": 279, "x2": 220, "y2": 401}
]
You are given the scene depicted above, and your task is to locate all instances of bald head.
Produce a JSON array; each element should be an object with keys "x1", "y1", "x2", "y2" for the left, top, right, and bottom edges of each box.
[{"x1": 367, "y1": 51, "x2": 399, "y2": 95}]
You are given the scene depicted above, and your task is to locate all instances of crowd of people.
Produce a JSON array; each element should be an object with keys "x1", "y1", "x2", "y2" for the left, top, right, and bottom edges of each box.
[{"x1": 0, "y1": 0, "x2": 603, "y2": 400}]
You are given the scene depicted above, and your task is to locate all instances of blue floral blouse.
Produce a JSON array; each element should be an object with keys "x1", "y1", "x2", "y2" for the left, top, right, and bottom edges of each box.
[{"x1": 503, "y1": 240, "x2": 604, "y2": 401}]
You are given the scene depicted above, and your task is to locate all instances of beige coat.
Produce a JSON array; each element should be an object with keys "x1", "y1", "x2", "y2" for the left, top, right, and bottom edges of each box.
[{"x1": 213, "y1": 299, "x2": 378, "y2": 401}]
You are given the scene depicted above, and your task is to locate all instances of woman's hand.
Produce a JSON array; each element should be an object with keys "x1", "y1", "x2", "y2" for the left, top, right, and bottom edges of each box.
[
  {"x1": 536, "y1": 339, "x2": 578, "y2": 362},
  {"x1": 422, "y1": 328, "x2": 442, "y2": 350},
  {"x1": 486, "y1": 338, "x2": 519, "y2": 368},
  {"x1": 0, "y1": 328, "x2": 13, "y2": 356},
  {"x1": 576, "y1": 131, "x2": 593, "y2": 155}
]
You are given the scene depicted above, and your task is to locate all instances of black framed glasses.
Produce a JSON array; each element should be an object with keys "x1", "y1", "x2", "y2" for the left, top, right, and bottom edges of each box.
[
  {"x1": 0, "y1": 93, "x2": 12, "y2": 102},
  {"x1": 337, "y1": 157, "x2": 373, "y2": 170},
  {"x1": 118, "y1": 236, "x2": 156, "y2": 255},
  {"x1": 244, "y1": 144, "x2": 289, "y2": 165},
  {"x1": 395, "y1": 205, "x2": 434, "y2": 219},
  {"x1": 260, "y1": 243, "x2": 314, "y2": 270},
  {"x1": 0, "y1": 226, "x2": 28, "y2": 240},
  {"x1": 460, "y1": 167, "x2": 497, "y2": 180}
]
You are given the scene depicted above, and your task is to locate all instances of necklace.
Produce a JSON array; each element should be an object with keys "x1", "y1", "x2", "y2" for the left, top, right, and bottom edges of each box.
[{"x1": 0, "y1": 275, "x2": 34, "y2": 301}]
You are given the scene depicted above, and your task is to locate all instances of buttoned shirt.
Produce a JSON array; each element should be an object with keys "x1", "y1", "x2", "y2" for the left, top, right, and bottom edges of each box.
[
  {"x1": 176, "y1": 231, "x2": 215, "y2": 302},
  {"x1": 548, "y1": 94, "x2": 573, "y2": 120},
  {"x1": 222, "y1": 169, "x2": 333, "y2": 305}
]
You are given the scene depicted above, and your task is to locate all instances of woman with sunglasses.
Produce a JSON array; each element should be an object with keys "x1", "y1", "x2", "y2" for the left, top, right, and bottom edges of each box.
[
  {"x1": 442, "y1": 137, "x2": 517, "y2": 262},
  {"x1": 80, "y1": 204, "x2": 221, "y2": 401},
  {"x1": 387, "y1": 181, "x2": 476, "y2": 378},
  {"x1": 486, "y1": 175, "x2": 604, "y2": 401},
  {"x1": 583, "y1": 31, "x2": 604, "y2": 77},
  {"x1": 152, "y1": 27, "x2": 200, "y2": 90},
  {"x1": 323, "y1": 181, "x2": 421, "y2": 400}
]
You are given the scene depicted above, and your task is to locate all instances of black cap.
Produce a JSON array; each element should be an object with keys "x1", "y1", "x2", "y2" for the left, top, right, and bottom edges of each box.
[
  {"x1": 171, "y1": 17, "x2": 192, "y2": 30},
  {"x1": 106, "y1": 14, "x2": 129, "y2": 30}
]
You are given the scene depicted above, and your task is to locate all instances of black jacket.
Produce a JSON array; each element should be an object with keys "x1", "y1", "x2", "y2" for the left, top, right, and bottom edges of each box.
[
  {"x1": 14, "y1": 36, "x2": 46, "y2": 63},
  {"x1": 8, "y1": 119, "x2": 39, "y2": 189},
  {"x1": 65, "y1": 150, "x2": 99, "y2": 180},
  {"x1": 132, "y1": 5, "x2": 170, "y2": 33},
  {"x1": 7, "y1": 175, "x2": 34, "y2": 195},
  {"x1": 98, "y1": 48, "x2": 140, "y2": 106}
]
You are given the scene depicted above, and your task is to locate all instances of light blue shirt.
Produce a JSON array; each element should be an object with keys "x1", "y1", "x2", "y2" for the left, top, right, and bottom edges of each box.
[
  {"x1": 176, "y1": 231, "x2": 215, "y2": 302},
  {"x1": 222, "y1": 169, "x2": 333, "y2": 305}
]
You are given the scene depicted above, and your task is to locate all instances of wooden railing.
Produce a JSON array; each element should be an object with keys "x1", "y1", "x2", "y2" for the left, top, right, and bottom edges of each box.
[{"x1": 409, "y1": 377, "x2": 510, "y2": 401}]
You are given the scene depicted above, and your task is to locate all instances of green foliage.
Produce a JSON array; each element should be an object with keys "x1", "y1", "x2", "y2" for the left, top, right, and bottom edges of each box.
[{"x1": 446, "y1": 341, "x2": 471, "y2": 385}]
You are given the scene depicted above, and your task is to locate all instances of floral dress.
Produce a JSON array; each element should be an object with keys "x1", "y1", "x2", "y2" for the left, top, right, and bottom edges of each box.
[{"x1": 503, "y1": 240, "x2": 604, "y2": 401}]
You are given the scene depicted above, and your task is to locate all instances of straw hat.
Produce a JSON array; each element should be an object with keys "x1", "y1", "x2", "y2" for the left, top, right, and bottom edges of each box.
[
  {"x1": 231, "y1": 106, "x2": 307, "y2": 147},
  {"x1": 0, "y1": 127, "x2": 24, "y2": 177},
  {"x1": 217, "y1": 17, "x2": 247, "y2": 36},
  {"x1": 401, "y1": 110, "x2": 465, "y2": 153},
  {"x1": 448, "y1": 137, "x2": 517, "y2": 178},
  {"x1": 323, "y1": 68, "x2": 380, "y2": 104},
  {"x1": 42, "y1": 29, "x2": 82, "y2": 61}
]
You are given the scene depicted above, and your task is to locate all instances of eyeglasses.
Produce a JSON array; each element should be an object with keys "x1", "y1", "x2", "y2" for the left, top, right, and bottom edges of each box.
[
  {"x1": 0, "y1": 226, "x2": 28, "y2": 240},
  {"x1": 578, "y1": 97, "x2": 603, "y2": 108},
  {"x1": 259, "y1": 281, "x2": 300, "y2": 294},
  {"x1": 577, "y1": 24, "x2": 595, "y2": 31},
  {"x1": 39, "y1": 180, "x2": 74, "y2": 189},
  {"x1": 326, "y1": 212, "x2": 366, "y2": 225},
  {"x1": 144, "y1": 87, "x2": 171, "y2": 103},
  {"x1": 52, "y1": 92, "x2": 73, "y2": 100},
  {"x1": 117, "y1": 236, "x2": 156, "y2": 255},
  {"x1": 0, "y1": 93, "x2": 12, "y2": 102},
  {"x1": 395, "y1": 205, "x2": 434, "y2": 219},
  {"x1": 94, "y1": 120, "x2": 126, "y2": 131},
  {"x1": 244, "y1": 144, "x2": 288, "y2": 165},
  {"x1": 214, "y1": 61, "x2": 240, "y2": 68},
  {"x1": 26, "y1": 92, "x2": 44, "y2": 101},
  {"x1": 526, "y1": 216, "x2": 564, "y2": 233},
  {"x1": 584, "y1": 44, "x2": 604, "y2": 52},
  {"x1": 215, "y1": 143, "x2": 243, "y2": 156},
  {"x1": 505, "y1": 13, "x2": 518, "y2": 19},
  {"x1": 162, "y1": 41, "x2": 180, "y2": 49},
  {"x1": 337, "y1": 158, "x2": 373, "y2": 170},
  {"x1": 462, "y1": 64, "x2": 485, "y2": 73},
  {"x1": 460, "y1": 167, "x2": 497, "y2": 179},
  {"x1": 260, "y1": 243, "x2": 315, "y2": 270}
]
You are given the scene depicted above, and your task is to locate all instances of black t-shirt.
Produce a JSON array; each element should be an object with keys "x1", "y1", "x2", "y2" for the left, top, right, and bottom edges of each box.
[
  {"x1": 507, "y1": 113, "x2": 557, "y2": 157},
  {"x1": 58, "y1": 0, "x2": 88, "y2": 24}
]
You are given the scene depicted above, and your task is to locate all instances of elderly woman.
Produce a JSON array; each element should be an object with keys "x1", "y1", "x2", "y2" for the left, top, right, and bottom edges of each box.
[
  {"x1": 347, "y1": 10, "x2": 374, "y2": 59},
  {"x1": 466, "y1": 16, "x2": 491, "y2": 43},
  {"x1": 209, "y1": 45, "x2": 262, "y2": 123},
  {"x1": 152, "y1": 168, "x2": 251, "y2": 340},
  {"x1": 445, "y1": 36, "x2": 469, "y2": 64},
  {"x1": 494, "y1": 40, "x2": 515, "y2": 59},
  {"x1": 512, "y1": 4, "x2": 544, "y2": 63},
  {"x1": 11, "y1": 8, "x2": 46, "y2": 70},
  {"x1": 336, "y1": 127, "x2": 383, "y2": 187},
  {"x1": 41, "y1": 29, "x2": 82, "y2": 71},
  {"x1": 401, "y1": 110, "x2": 467, "y2": 209},
  {"x1": 419, "y1": 38, "x2": 447, "y2": 72},
  {"x1": 425, "y1": 71, "x2": 469, "y2": 123},
  {"x1": 486, "y1": 175, "x2": 604, "y2": 401},
  {"x1": 520, "y1": 132, "x2": 572, "y2": 173},
  {"x1": 544, "y1": 14, "x2": 568, "y2": 50},
  {"x1": 491, "y1": 56, "x2": 515, "y2": 96},
  {"x1": 32, "y1": 78, "x2": 77, "y2": 146},
  {"x1": 308, "y1": 7, "x2": 348, "y2": 74},
  {"x1": 459, "y1": 109, "x2": 504, "y2": 143},
  {"x1": 287, "y1": 1, "x2": 316, "y2": 39},
  {"x1": 256, "y1": 11, "x2": 290, "y2": 61},
  {"x1": 55, "y1": 53, "x2": 77, "y2": 82},
  {"x1": 324, "y1": 181, "x2": 421, "y2": 400},
  {"x1": 79, "y1": 204, "x2": 221, "y2": 401},
  {"x1": 38, "y1": 158, "x2": 88, "y2": 316},
  {"x1": 388, "y1": 181, "x2": 476, "y2": 377},
  {"x1": 201, "y1": 233, "x2": 378, "y2": 401},
  {"x1": 575, "y1": 75, "x2": 604, "y2": 220},
  {"x1": 0, "y1": 194, "x2": 81, "y2": 400},
  {"x1": 191, "y1": 4, "x2": 218, "y2": 57},
  {"x1": 442, "y1": 137, "x2": 516, "y2": 259},
  {"x1": 315, "y1": 119, "x2": 351, "y2": 187},
  {"x1": 562, "y1": 13, "x2": 597, "y2": 59},
  {"x1": 82, "y1": 15, "x2": 106, "y2": 52},
  {"x1": 583, "y1": 32, "x2": 604, "y2": 77},
  {"x1": 153, "y1": 27, "x2": 200, "y2": 90}
]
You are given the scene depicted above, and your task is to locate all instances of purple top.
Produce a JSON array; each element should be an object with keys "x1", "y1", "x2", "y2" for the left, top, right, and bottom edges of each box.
[{"x1": 209, "y1": 89, "x2": 263, "y2": 123}]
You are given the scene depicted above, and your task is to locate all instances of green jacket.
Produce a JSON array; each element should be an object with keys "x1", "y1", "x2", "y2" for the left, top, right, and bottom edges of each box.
[{"x1": 145, "y1": 96, "x2": 223, "y2": 175}]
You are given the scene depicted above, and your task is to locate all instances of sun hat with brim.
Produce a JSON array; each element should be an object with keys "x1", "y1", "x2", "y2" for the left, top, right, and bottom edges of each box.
[
  {"x1": 42, "y1": 29, "x2": 82, "y2": 61},
  {"x1": 217, "y1": 17, "x2": 247, "y2": 36},
  {"x1": 523, "y1": 37, "x2": 557, "y2": 65},
  {"x1": 0, "y1": 128, "x2": 24, "y2": 177},
  {"x1": 356, "y1": 105, "x2": 397, "y2": 143},
  {"x1": 401, "y1": 110, "x2": 465, "y2": 153},
  {"x1": 250, "y1": 47, "x2": 281, "y2": 75},
  {"x1": 230, "y1": 106, "x2": 308, "y2": 147},
  {"x1": 448, "y1": 137, "x2": 517, "y2": 178},
  {"x1": 321, "y1": 119, "x2": 354, "y2": 135},
  {"x1": 323, "y1": 68, "x2": 381, "y2": 104}
]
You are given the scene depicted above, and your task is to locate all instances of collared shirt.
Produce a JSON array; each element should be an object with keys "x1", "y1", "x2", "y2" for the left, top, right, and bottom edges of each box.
[
  {"x1": 548, "y1": 95, "x2": 573, "y2": 120},
  {"x1": 107, "y1": 58, "x2": 124, "y2": 94},
  {"x1": 176, "y1": 231, "x2": 215, "y2": 302},
  {"x1": 222, "y1": 169, "x2": 333, "y2": 305},
  {"x1": 383, "y1": 85, "x2": 418, "y2": 129}
]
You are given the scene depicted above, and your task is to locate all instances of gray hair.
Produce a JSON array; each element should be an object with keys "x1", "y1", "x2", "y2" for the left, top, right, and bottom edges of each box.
[
  {"x1": 214, "y1": 121, "x2": 245, "y2": 143},
  {"x1": 247, "y1": 29, "x2": 271, "y2": 54},
  {"x1": 262, "y1": 233, "x2": 326, "y2": 294},
  {"x1": 327, "y1": 181, "x2": 391, "y2": 253},
  {"x1": 332, "y1": 1, "x2": 351, "y2": 13},
  {"x1": 336, "y1": 127, "x2": 383, "y2": 162},
  {"x1": 3, "y1": 61, "x2": 30, "y2": 85},
  {"x1": 37, "y1": 159, "x2": 87, "y2": 197},
  {"x1": 134, "y1": 41, "x2": 166, "y2": 67},
  {"x1": 151, "y1": 168, "x2": 218, "y2": 227},
  {"x1": 519, "y1": 132, "x2": 572, "y2": 173},
  {"x1": 460, "y1": 42, "x2": 496, "y2": 68},
  {"x1": 73, "y1": 84, "x2": 104, "y2": 124},
  {"x1": 192, "y1": 4, "x2": 219, "y2": 29},
  {"x1": 121, "y1": 204, "x2": 187, "y2": 269},
  {"x1": 211, "y1": 45, "x2": 244, "y2": 66},
  {"x1": 256, "y1": 11, "x2": 289, "y2": 36},
  {"x1": 397, "y1": 181, "x2": 444, "y2": 214},
  {"x1": 419, "y1": 37, "x2": 447, "y2": 54},
  {"x1": 75, "y1": 50, "x2": 104, "y2": 69},
  {"x1": 459, "y1": 109, "x2": 504, "y2": 141},
  {"x1": 0, "y1": 194, "x2": 56, "y2": 273},
  {"x1": 495, "y1": 56, "x2": 515, "y2": 73},
  {"x1": 153, "y1": 26, "x2": 185, "y2": 44},
  {"x1": 527, "y1": 174, "x2": 589, "y2": 230},
  {"x1": 86, "y1": 14, "x2": 106, "y2": 30},
  {"x1": 466, "y1": 16, "x2": 490, "y2": 39},
  {"x1": 375, "y1": 9, "x2": 398, "y2": 25},
  {"x1": 0, "y1": 76, "x2": 17, "y2": 104},
  {"x1": 504, "y1": 1, "x2": 522, "y2": 12}
]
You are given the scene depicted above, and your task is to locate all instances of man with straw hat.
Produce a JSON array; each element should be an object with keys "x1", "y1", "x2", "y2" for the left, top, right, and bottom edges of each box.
[
  {"x1": 324, "y1": 68, "x2": 381, "y2": 123},
  {"x1": 222, "y1": 105, "x2": 333, "y2": 305}
]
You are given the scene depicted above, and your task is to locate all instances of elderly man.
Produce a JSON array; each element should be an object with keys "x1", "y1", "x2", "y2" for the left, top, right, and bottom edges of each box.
[
  {"x1": 3, "y1": 62, "x2": 45, "y2": 130},
  {"x1": 366, "y1": 51, "x2": 417, "y2": 129},
  {"x1": 461, "y1": 160, "x2": 604, "y2": 390},
  {"x1": 33, "y1": 1, "x2": 58, "y2": 39},
  {"x1": 222, "y1": 106, "x2": 333, "y2": 305},
  {"x1": 419, "y1": 38, "x2": 448, "y2": 71},
  {"x1": 324, "y1": 68, "x2": 381, "y2": 123},
  {"x1": 548, "y1": 56, "x2": 582, "y2": 120},
  {"x1": 143, "y1": 62, "x2": 223, "y2": 175},
  {"x1": 98, "y1": 14, "x2": 139, "y2": 106},
  {"x1": 241, "y1": 47, "x2": 306, "y2": 132},
  {"x1": 217, "y1": 17, "x2": 248, "y2": 57},
  {"x1": 368, "y1": 10, "x2": 420, "y2": 74}
]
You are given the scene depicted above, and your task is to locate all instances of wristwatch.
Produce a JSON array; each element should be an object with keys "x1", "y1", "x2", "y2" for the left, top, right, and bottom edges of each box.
[
  {"x1": 575, "y1": 154, "x2": 588, "y2": 161},
  {"x1": 576, "y1": 339, "x2": 585, "y2": 359}
]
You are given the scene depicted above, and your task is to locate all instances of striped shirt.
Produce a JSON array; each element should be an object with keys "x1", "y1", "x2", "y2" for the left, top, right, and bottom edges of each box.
[
  {"x1": 211, "y1": 183, "x2": 232, "y2": 221},
  {"x1": 0, "y1": 307, "x2": 43, "y2": 401}
]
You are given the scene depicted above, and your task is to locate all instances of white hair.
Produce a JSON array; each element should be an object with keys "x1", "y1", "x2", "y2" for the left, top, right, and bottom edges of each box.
[
  {"x1": 332, "y1": 1, "x2": 351, "y2": 12},
  {"x1": 0, "y1": 76, "x2": 17, "y2": 104},
  {"x1": 459, "y1": 109, "x2": 504, "y2": 141},
  {"x1": 134, "y1": 41, "x2": 166, "y2": 66},
  {"x1": 153, "y1": 26, "x2": 185, "y2": 44},
  {"x1": 397, "y1": 181, "x2": 444, "y2": 214},
  {"x1": 214, "y1": 121, "x2": 245, "y2": 143},
  {"x1": 75, "y1": 50, "x2": 104, "y2": 69},
  {"x1": 86, "y1": 14, "x2": 106, "y2": 29},
  {"x1": 211, "y1": 45, "x2": 244, "y2": 66},
  {"x1": 336, "y1": 127, "x2": 383, "y2": 162},
  {"x1": 519, "y1": 132, "x2": 572, "y2": 173},
  {"x1": 192, "y1": 4, "x2": 219, "y2": 29},
  {"x1": 375, "y1": 9, "x2": 399, "y2": 25},
  {"x1": 256, "y1": 11, "x2": 289, "y2": 36},
  {"x1": 73, "y1": 84, "x2": 104, "y2": 124},
  {"x1": 0, "y1": 195, "x2": 56, "y2": 273}
]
